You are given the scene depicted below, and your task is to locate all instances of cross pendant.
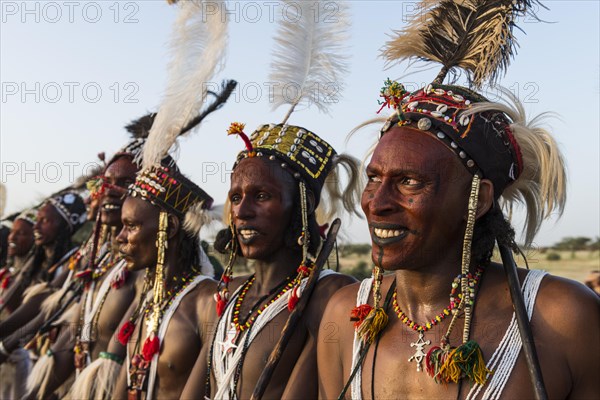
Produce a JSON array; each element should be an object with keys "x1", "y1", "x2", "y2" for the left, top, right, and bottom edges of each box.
[
  {"x1": 219, "y1": 322, "x2": 239, "y2": 359},
  {"x1": 408, "y1": 331, "x2": 431, "y2": 372}
]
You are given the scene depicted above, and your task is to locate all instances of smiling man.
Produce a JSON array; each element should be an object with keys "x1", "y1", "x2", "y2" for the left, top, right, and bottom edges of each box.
[
  {"x1": 0, "y1": 210, "x2": 36, "y2": 298},
  {"x1": 20, "y1": 138, "x2": 146, "y2": 400},
  {"x1": 317, "y1": 83, "x2": 600, "y2": 399},
  {"x1": 181, "y1": 123, "x2": 361, "y2": 400}
]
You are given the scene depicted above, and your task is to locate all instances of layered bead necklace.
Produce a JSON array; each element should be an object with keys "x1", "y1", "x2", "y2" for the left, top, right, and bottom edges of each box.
[
  {"x1": 232, "y1": 275, "x2": 295, "y2": 332},
  {"x1": 393, "y1": 266, "x2": 484, "y2": 372}
]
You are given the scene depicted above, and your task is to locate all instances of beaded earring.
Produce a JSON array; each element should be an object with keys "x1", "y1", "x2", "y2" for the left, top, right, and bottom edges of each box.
[
  {"x1": 214, "y1": 221, "x2": 237, "y2": 316},
  {"x1": 425, "y1": 174, "x2": 491, "y2": 385},
  {"x1": 141, "y1": 211, "x2": 169, "y2": 362},
  {"x1": 287, "y1": 181, "x2": 314, "y2": 311}
]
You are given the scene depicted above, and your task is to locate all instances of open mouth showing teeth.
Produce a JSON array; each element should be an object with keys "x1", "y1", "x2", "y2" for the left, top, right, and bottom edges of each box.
[
  {"x1": 238, "y1": 229, "x2": 259, "y2": 241},
  {"x1": 8, "y1": 242, "x2": 16, "y2": 248},
  {"x1": 373, "y1": 228, "x2": 405, "y2": 239},
  {"x1": 102, "y1": 204, "x2": 121, "y2": 211},
  {"x1": 34, "y1": 232, "x2": 42, "y2": 240}
]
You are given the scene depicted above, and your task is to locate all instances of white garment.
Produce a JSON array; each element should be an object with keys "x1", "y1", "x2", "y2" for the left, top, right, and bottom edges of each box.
[
  {"x1": 126, "y1": 274, "x2": 211, "y2": 400},
  {"x1": 349, "y1": 270, "x2": 547, "y2": 400},
  {"x1": 212, "y1": 270, "x2": 336, "y2": 400}
]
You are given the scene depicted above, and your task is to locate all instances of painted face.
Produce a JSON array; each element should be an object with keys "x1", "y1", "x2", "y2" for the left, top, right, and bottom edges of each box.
[
  {"x1": 229, "y1": 157, "x2": 296, "y2": 261},
  {"x1": 361, "y1": 125, "x2": 472, "y2": 271},
  {"x1": 100, "y1": 157, "x2": 138, "y2": 227},
  {"x1": 33, "y1": 203, "x2": 65, "y2": 246},
  {"x1": 7, "y1": 219, "x2": 34, "y2": 257},
  {"x1": 116, "y1": 196, "x2": 160, "y2": 271},
  {"x1": 85, "y1": 195, "x2": 101, "y2": 222}
]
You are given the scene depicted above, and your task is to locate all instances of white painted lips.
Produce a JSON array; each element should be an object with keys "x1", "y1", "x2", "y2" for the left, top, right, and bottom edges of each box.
[
  {"x1": 373, "y1": 228, "x2": 405, "y2": 239},
  {"x1": 102, "y1": 203, "x2": 121, "y2": 211}
]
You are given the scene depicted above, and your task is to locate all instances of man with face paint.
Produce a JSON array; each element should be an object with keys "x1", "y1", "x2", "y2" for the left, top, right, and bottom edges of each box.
[
  {"x1": 317, "y1": 4, "x2": 600, "y2": 396},
  {"x1": 181, "y1": 122, "x2": 361, "y2": 400},
  {"x1": 111, "y1": 159, "x2": 218, "y2": 400},
  {"x1": 0, "y1": 192, "x2": 85, "y2": 317},
  {"x1": 21, "y1": 137, "x2": 153, "y2": 400}
]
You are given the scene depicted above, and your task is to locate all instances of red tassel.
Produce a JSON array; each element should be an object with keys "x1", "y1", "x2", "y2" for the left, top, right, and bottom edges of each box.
[
  {"x1": 215, "y1": 293, "x2": 227, "y2": 317},
  {"x1": 142, "y1": 334, "x2": 160, "y2": 361},
  {"x1": 0, "y1": 268, "x2": 8, "y2": 280},
  {"x1": 75, "y1": 269, "x2": 92, "y2": 280},
  {"x1": 1, "y1": 276, "x2": 10, "y2": 289},
  {"x1": 318, "y1": 223, "x2": 329, "y2": 239},
  {"x1": 117, "y1": 321, "x2": 136, "y2": 345},
  {"x1": 288, "y1": 286, "x2": 300, "y2": 311},
  {"x1": 350, "y1": 304, "x2": 374, "y2": 329},
  {"x1": 111, "y1": 268, "x2": 129, "y2": 289}
]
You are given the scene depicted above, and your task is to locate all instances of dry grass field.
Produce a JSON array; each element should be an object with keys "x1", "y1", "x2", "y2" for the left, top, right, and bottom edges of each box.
[
  {"x1": 333, "y1": 246, "x2": 600, "y2": 285},
  {"x1": 212, "y1": 244, "x2": 599, "y2": 289}
]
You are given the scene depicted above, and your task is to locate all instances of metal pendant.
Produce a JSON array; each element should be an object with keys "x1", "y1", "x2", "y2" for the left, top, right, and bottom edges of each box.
[{"x1": 408, "y1": 331, "x2": 431, "y2": 372}]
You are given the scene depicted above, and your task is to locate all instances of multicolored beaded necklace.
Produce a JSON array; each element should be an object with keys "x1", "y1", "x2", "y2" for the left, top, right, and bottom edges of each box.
[
  {"x1": 393, "y1": 266, "x2": 484, "y2": 372},
  {"x1": 232, "y1": 275, "x2": 295, "y2": 332}
]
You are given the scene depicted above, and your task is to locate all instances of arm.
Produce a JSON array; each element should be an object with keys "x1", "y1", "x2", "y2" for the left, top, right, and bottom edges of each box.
[
  {"x1": 0, "y1": 290, "x2": 52, "y2": 339},
  {"x1": 179, "y1": 344, "x2": 210, "y2": 400},
  {"x1": 317, "y1": 289, "x2": 349, "y2": 400},
  {"x1": 26, "y1": 302, "x2": 80, "y2": 400},
  {"x1": 544, "y1": 278, "x2": 600, "y2": 398},
  {"x1": 180, "y1": 281, "x2": 218, "y2": 400},
  {"x1": 113, "y1": 354, "x2": 129, "y2": 400}
]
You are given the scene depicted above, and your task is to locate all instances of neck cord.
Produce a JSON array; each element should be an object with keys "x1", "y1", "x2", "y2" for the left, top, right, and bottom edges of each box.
[
  {"x1": 204, "y1": 272, "x2": 296, "y2": 398},
  {"x1": 338, "y1": 278, "x2": 396, "y2": 400}
]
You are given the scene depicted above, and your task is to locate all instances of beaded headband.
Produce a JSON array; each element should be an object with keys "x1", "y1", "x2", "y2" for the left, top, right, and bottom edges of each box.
[
  {"x1": 230, "y1": 123, "x2": 336, "y2": 203},
  {"x1": 15, "y1": 209, "x2": 37, "y2": 226},
  {"x1": 128, "y1": 164, "x2": 213, "y2": 221},
  {"x1": 46, "y1": 192, "x2": 87, "y2": 232},
  {"x1": 380, "y1": 81, "x2": 523, "y2": 198}
]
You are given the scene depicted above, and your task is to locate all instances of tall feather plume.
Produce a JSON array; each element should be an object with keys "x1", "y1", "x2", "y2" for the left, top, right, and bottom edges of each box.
[
  {"x1": 383, "y1": 0, "x2": 543, "y2": 88},
  {"x1": 269, "y1": 0, "x2": 350, "y2": 124},
  {"x1": 143, "y1": 0, "x2": 228, "y2": 169}
]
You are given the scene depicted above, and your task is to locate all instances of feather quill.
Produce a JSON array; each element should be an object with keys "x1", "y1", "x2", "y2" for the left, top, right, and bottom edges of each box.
[
  {"x1": 143, "y1": 0, "x2": 228, "y2": 169},
  {"x1": 383, "y1": 0, "x2": 543, "y2": 88},
  {"x1": 269, "y1": 0, "x2": 350, "y2": 124}
]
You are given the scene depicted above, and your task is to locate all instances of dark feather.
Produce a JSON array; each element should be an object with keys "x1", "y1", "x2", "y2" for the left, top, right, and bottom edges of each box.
[
  {"x1": 125, "y1": 113, "x2": 157, "y2": 139},
  {"x1": 180, "y1": 80, "x2": 238, "y2": 135},
  {"x1": 383, "y1": 0, "x2": 544, "y2": 88}
]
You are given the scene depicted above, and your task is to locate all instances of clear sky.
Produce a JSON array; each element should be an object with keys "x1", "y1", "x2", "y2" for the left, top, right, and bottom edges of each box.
[{"x1": 1, "y1": 1, "x2": 599, "y2": 248}]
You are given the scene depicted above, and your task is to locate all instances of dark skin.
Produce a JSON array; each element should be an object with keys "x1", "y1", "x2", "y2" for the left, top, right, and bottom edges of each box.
[
  {"x1": 181, "y1": 157, "x2": 355, "y2": 400},
  {"x1": 7, "y1": 219, "x2": 34, "y2": 258},
  {"x1": 0, "y1": 203, "x2": 67, "y2": 322},
  {"x1": 113, "y1": 196, "x2": 217, "y2": 400},
  {"x1": 20, "y1": 157, "x2": 146, "y2": 399},
  {"x1": 33, "y1": 203, "x2": 63, "y2": 247},
  {"x1": 100, "y1": 156, "x2": 138, "y2": 227},
  {"x1": 318, "y1": 126, "x2": 600, "y2": 399}
]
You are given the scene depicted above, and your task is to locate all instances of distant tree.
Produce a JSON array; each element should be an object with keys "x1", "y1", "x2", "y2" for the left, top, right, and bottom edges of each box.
[
  {"x1": 553, "y1": 237, "x2": 591, "y2": 258},
  {"x1": 588, "y1": 237, "x2": 600, "y2": 251}
]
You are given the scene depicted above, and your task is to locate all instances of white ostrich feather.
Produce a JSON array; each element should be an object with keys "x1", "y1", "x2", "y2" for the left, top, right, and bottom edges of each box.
[
  {"x1": 269, "y1": 0, "x2": 350, "y2": 124},
  {"x1": 143, "y1": 0, "x2": 227, "y2": 169}
]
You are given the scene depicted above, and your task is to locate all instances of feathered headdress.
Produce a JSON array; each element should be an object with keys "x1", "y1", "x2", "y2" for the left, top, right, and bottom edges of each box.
[
  {"x1": 269, "y1": 0, "x2": 350, "y2": 124},
  {"x1": 345, "y1": 0, "x2": 564, "y2": 391},
  {"x1": 142, "y1": 0, "x2": 228, "y2": 169},
  {"x1": 383, "y1": 0, "x2": 543, "y2": 88}
]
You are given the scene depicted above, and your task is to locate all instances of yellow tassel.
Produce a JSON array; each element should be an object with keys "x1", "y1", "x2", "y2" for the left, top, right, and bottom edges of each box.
[{"x1": 357, "y1": 307, "x2": 388, "y2": 344}]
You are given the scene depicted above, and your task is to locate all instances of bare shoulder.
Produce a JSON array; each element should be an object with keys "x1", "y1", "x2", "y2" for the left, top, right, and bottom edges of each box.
[
  {"x1": 534, "y1": 272, "x2": 600, "y2": 329},
  {"x1": 315, "y1": 271, "x2": 357, "y2": 298},
  {"x1": 321, "y1": 278, "x2": 364, "y2": 323}
]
